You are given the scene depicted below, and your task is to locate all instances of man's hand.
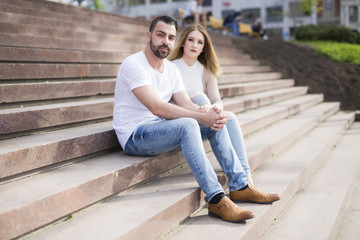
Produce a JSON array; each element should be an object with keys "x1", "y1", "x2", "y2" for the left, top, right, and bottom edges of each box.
[{"x1": 134, "y1": 88, "x2": 227, "y2": 131}]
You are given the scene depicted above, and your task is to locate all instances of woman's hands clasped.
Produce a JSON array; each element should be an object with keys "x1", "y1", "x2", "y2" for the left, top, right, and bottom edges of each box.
[{"x1": 199, "y1": 104, "x2": 227, "y2": 131}]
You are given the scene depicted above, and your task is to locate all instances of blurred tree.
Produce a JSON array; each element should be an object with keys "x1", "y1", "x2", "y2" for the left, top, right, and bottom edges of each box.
[
  {"x1": 92, "y1": 0, "x2": 104, "y2": 11},
  {"x1": 296, "y1": 0, "x2": 322, "y2": 15}
]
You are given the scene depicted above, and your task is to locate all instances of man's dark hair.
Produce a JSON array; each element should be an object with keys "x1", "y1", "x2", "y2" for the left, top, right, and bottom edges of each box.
[{"x1": 149, "y1": 15, "x2": 178, "y2": 32}]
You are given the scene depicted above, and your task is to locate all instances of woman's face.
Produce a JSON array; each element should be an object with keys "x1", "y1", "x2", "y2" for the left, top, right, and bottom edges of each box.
[{"x1": 183, "y1": 30, "x2": 205, "y2": 60}]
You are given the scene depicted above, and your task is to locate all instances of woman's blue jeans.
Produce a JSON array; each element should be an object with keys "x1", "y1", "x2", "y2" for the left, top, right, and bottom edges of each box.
[
  {"x1": 192, "y1": 93, "x2": 251, "y2": 176},
  {"x1": 125, "y1": 108, "x2": 248, "y2": 202}
]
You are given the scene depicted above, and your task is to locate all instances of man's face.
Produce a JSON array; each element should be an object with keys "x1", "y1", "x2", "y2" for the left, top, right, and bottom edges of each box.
[{"x1": 148, "y1": 21, "x2": 176, "y2": 59}]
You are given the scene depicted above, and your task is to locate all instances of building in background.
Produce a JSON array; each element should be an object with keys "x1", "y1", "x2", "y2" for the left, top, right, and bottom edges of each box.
[
  {"x1": 105, "y1": 0, "x2": 319, "y2": 40},
  {"x1": 48, "y1": 0, "x2": 360, "y2": 38},
  {"x1": 340, "y1": 0, "x2": 360, "y2": 31},
  {"x1": 317, "y1": 0, "x2": 341, "y2": 25}
]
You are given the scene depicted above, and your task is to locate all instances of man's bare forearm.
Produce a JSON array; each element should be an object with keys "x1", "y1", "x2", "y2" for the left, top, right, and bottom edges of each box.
[{"x1": 152, "y1": 101, "x2": 217, "y2": 127}]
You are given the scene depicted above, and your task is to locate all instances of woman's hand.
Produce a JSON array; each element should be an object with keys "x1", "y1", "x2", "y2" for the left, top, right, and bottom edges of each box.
[
  {"x1": 199, "y1": 104, "x2": 212, "y2": 113},
  {"x1": 210, "y1": 105, "x2": 227, "y2": 131},
  {"x1": 199, "y1": 104, "x2": 222, "y2": 113}
]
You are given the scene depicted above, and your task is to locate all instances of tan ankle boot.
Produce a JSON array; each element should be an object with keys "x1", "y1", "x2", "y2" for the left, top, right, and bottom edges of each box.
[
  {"x1": 208, "y1": 196, "x2": 254, "y2": 223},
  {"x1": 230, "y1": 185, "x2": 280, "y2": 204}
]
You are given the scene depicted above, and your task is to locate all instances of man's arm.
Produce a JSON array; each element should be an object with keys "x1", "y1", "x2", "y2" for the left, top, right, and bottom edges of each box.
[
  {"x1": 132, "y1": 86, "x2": 225, "y2": 130},
  {"x1": 172, "y1": 90, "x2": 200, "y2": 112}
]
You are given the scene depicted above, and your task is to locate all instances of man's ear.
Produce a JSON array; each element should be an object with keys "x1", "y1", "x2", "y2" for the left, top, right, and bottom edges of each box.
[{"x1": 146, "y1": 31, "x2": 151, "y2": 41}]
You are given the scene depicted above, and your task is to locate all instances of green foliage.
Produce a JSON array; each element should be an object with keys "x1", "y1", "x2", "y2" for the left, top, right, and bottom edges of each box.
[
  {"x1": 294, "y1": 25, "x2": 360, "y2": 44},
  {"x1": 92, "y1": 0, "x2": 104, "y2": 11},
  {"x1": 294, "y1": 40, "x2": 360, "y2": 64},
  {"x1": 295, "y1": 0, "x2": 322, "y2": 14}
]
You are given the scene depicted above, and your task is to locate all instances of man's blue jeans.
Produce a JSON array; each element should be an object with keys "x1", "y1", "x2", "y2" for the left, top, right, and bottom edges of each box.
[{"x1": 125, "y1": 114, "x2": 248, "y2": 203}]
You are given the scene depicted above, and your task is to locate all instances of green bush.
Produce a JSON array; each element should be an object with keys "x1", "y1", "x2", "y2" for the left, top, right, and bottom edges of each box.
[
  {"x1": 314, "y1": 42, "x2": 360, "y2": 64},
  {"x1": 294, "y1": 40, "x2": 360, "y2": 64},
  {"x1": 294, "y1": 25, "x2": 360, "y2": 44}
]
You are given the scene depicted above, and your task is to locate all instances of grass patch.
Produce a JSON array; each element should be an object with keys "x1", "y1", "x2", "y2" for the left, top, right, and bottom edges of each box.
[{"x1": 293, "y1": 40, "x2": 360, "y2": 64}]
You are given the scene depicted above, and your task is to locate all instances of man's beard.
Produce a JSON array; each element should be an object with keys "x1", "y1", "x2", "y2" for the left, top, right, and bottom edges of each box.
[{"x1": 150, "y1": 38, "x2": 171, "y2": 59}]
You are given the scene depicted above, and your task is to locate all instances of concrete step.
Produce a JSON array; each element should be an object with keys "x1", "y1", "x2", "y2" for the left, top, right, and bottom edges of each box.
[
  {"x1": 0, "y1": 3, "x2": 87, "y2": 23},
  {"x1": 245, "y1": 102, "x2": 340, "y2": 172},
  {"x1": 0, "y1": 46, "x2": 128, "y2": 63},
  {"x1": 0, "y1": 91, "x2": 317, "y2": 181},
  {"x1": 161, "y1": 111, "x2": 355, "y2": 240},
  {"x1": 0, "y1": 34, "x2": 250, "y2": 64},
  {"x1": 0, "y1": 11, "x2": 245, "y2": 66},
  {"x1": 214, "y1": 50, "x2": 252, "y2": 60},
  {"x1": 330, "y1": 124, "x2": 360, "y2": 240},
  {"x1": 0, "y1": 63, "x2": 119, "y2": 80},
  {"x1": 0, "y1": 86, "x2": 326, "y2": 238},
  {"x1": 0, "y1": 82, "x2": 301, "y2": 136},
  {"x1": 0, "y1": 46, "x2": 248, "y2": 67},
  {"x1": 1, "y1": 61, "x2": 271, "y2": 82},
  {"x1": 5, "y1": 0, "x2": 147, "y2": 26},
  {"x1": 0, "y1": 98, "x2": 114, "y2": 136},
  {"x1": 237, "y1": 94, "x2": 324, "y2": 135},
  {"x1": 208, "y1": 32, "x2": 234, "y2": 46},
  {"x1": 0, "y1": 7, "x2": 239, "y2": 58},
  {"x1": 0, "y1": 32, "x2": 145, "y2": 52},
  {"x1": 221, "y1": 65, "x2": 272, "y2": 73},
  {"x1": 0, "y1": 21, "x2": 145, "y2": 44},
  {"x1": 0, "y1": 1, "x2": 147, "y2": 30},
  {"x1": 22, "y1": 161, "x2": 227, "y2": 240},
  {"x1": 1, "y1": 0, "x2": 130, "y2": 20},
  {"x1": 17, "y1": 106, "x2": 353, "y2": 240},
  {"x1": 0, "y1": 79, "x2": 296, "y2": 103},
  {"x1": 219, "y1": 72, "x2": 283, "y2": 84},
  {"x1": 1, "y1": 79, "x2": 115, "y2": 104},
  {"x1": 0, "y1": 10, "x2": 146, "y2": 35},
  {"x1": 219, "y1": 79, "x2": 294, "y2": 98},
  {"x1": 218, "y1": 57, "x2": 259, "y2": 65},
  {"x1": 0, "y1": 149, "x2": 188, "y2": 240},
  {"x1": 223, "y1": 86, "x2": 308, "y2": 113},
  {"x1": 2, "y1": 0, "x2": 81, "y2": 15},
  {"x1": 260, "y1": 122, "x2": 360, "y2": 240},
  {"x1": 0, "y1": 121, "x2": 117, "y2": 180}
]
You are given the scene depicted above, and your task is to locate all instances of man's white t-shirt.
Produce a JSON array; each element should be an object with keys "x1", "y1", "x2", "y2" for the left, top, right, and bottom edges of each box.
[
  {"x1": 113, "y1": 51, "x2": 185, "y2": 149},
  {"x1": 172, "y1": 58, "x2": 204, "y2": 97}
]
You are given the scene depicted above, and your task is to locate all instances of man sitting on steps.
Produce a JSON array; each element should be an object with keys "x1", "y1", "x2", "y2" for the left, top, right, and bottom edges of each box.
[{"x1": 113, "y1": 15, "x2": 280, "y2": 223}]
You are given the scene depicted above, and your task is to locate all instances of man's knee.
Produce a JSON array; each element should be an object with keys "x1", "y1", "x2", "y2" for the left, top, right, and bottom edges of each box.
[
  {"x1": 179, "y1": 117, "x2": 199, "y2": 131},
  {"x1": 176, "y1": 118, "x2": 202, "y2": 140}
]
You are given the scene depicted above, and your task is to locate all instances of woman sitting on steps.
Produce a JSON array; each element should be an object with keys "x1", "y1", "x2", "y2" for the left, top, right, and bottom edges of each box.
[{"x1": 168, "y1": 23, "x2": 254, "y2": 186}]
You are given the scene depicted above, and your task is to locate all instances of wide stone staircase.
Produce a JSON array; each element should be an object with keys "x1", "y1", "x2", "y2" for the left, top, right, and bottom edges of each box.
[{"x1": 0, "y1": 0, "x2": 359, "y2": 239}]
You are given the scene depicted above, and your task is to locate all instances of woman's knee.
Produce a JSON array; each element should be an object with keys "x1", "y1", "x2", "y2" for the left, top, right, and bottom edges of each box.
[
  {"x1": 225, "y1": 111, "x2": 236, "y2": 120},
  {"x1": 191, "y1": 92, "x2": 211, "y2": 106},
  {"x1": 190, "y1": 91, "x2": 206, "y2": 99}
]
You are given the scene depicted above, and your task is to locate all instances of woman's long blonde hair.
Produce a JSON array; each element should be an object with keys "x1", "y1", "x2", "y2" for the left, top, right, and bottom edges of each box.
[{"x1": 168, "y1": 24, "x2": 221, "y2": 77}]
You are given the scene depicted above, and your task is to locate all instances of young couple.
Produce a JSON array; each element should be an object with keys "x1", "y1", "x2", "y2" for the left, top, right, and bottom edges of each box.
[{"x1": 113, "y1": 15, "x2": 280, "y2": 223}]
